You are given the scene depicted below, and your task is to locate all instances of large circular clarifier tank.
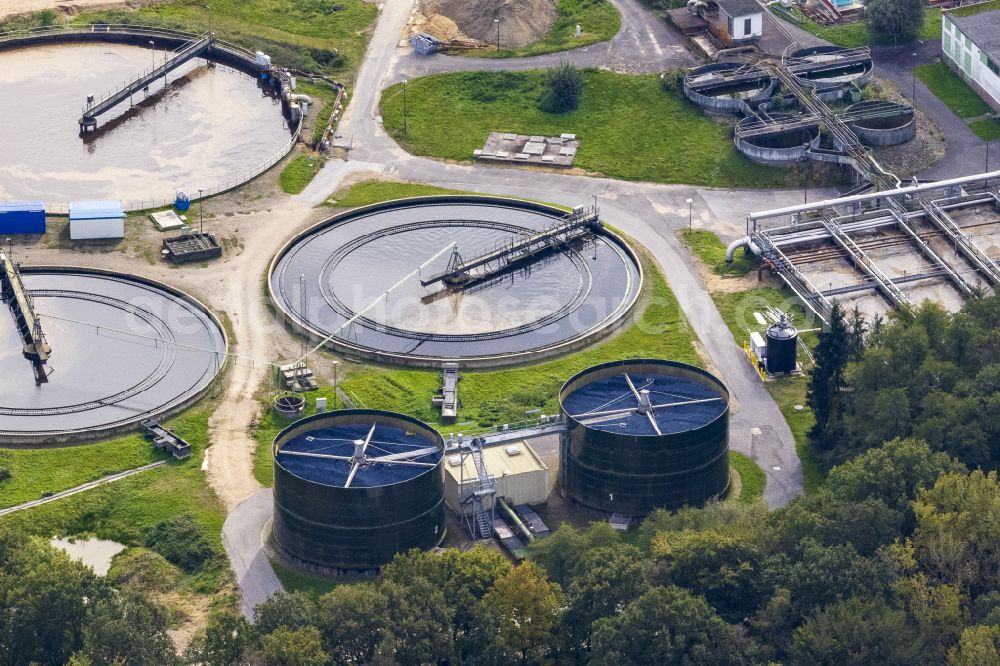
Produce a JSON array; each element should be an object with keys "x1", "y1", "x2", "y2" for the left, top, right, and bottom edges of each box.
[
  {"x1": 735, "y1": 113, "x2": 821, "y2": 164},
  {"x1": 559, "y1": 359, "x2": 730, "y2": 515},
  {"x1": 844, "y1": 101, "x2": 916, "y2": 147},
  {"x1": 0, "y1": 40, "x2": 291, "y2": 205},
  {"x1": 683, "y1": 62, "x2": 777, "y2": 113},
  {"x1": 268, "y1": 196, "x2": 643, "y2": 368},
  {"x1": 0, "y1": 267, "x2": 227, "y2": 443},
  {"x1": 272, "y1": 409, "x2": 446, "y2": 571}
]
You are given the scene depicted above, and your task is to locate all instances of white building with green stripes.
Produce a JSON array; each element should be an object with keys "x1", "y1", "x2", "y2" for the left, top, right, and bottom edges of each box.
[{"x1": 941, "y1": 2, "x2": 1000, "y2": 111}]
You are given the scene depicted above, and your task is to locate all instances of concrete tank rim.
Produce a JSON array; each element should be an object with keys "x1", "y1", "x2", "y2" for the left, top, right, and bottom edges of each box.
[
  {"x1": 272, "y1": 408, "x2": 445, "y2": 490},
  {"x1": 266, "y1": 195, "x2": 645, "y2": 368},
  {"x1": 558, "y1": 358, "x2": 731, "y2": 438},
  {"x1": 0, "y1": 263, "x2": 229, "y2": 445}
]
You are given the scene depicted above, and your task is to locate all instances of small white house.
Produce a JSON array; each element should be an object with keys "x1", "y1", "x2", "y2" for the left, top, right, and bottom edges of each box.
[
  {"x1": 713, "y1": 0, "x2": 763, "y2": 45},
  {"x1": 69, "y1": 200, "x2": 125, "y2": 240},
  {"x1": 941, "y1": 6, "x2": 1000, "y2": 111}
]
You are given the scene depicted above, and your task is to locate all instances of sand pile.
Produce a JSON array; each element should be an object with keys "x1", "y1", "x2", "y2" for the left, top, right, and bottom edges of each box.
[{"x1": 420, "y1": 0, "x2": 557, "y2": 48}]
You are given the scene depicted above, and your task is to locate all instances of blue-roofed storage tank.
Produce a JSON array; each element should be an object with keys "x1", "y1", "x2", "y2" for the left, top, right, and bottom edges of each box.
[
  {"x1": 272, "y1": 409, "x2": 446, "y2": 571},
  {"x1": 559, "y1": 359, "x2": 730, "y2": 515}
]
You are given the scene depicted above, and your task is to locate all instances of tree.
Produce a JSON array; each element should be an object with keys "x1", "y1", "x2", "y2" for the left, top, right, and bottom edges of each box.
[
  {"x1": 79, "y1": 590, "x2": 180, "y2": 665},
  {"x1": 529, "y1": 522, "x2": 621, "y2": 589},
  {"x1": 773, "y1": 539, "x2": 890, "y2": 616},
  {"x1": 262, "y1": 626, "x2": 328, "y2": 666},
  {"x1": 378, "y1": 576, "x2": 455, "y2": 664},
  {"x1": 590, "y1": 586, "x2": 745, "y2": 666},
  {"x1": 651, "y1": 528, "x2": 770, "y2": 622},
  {"x1": 893, "y1": 575, "x2": 966, "y2": 663},
  {"x1": 807, "y1": 303, "x2": 851, "y2": 459},
  {"x1": 253, "y1": 592, "x2": 318, "y2": 637},
  {"x1": 316, "y1": 583, "x2": 388, "y2": 665},
  {"x1": 913, "y1": 470, "x2": 1000, "y2": 594},
  {"x1": 538, "y1": 61, "x2": 584, "y2": 113},
  {"x1": 188, "y1": 610, "x2": 260, "y2": 666},
  {"x1": 478, "y1": 561, "x2": 564, "y2": 665},
  {"x1": 563, "y1": 544, "x2": 648, "y2": 654},
  {"x1": 789, "y1": 596, "x2": 921, "y2": 665},
  {"x1": 947, "y1": 625, "x2": 1000, "y2": 666},
  {"x1": 0, "y1": 529, "x2": 103, "y2": 666},
  {"x1": 866, "y1": 0, "x2": 926, "y2": 44},
  {"x1": 142, "y1": 513, "x2": 216, "y2": 572}
]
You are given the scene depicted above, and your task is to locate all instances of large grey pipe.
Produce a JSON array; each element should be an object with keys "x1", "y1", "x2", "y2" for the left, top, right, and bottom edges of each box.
[{"x1": 725, "y1": 236, "x2": 761, "y2": 263}]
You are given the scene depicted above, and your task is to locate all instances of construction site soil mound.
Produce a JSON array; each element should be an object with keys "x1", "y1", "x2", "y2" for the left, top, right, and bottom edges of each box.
[{"x1": 419, "y1": 0, "x2": 557, "y2": 48}]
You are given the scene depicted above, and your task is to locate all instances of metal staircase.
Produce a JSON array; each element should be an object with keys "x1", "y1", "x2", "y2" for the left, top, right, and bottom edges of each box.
[{"x1": 459, "y1": 437, "x2": 496, "y2": 540}]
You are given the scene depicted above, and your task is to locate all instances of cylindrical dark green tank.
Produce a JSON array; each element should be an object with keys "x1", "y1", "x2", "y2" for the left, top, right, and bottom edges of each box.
[
  {"x1": 272, "y1": 409, "x2": 446, "y2": 571},
  {"x1": 559, "y1": 359, "x2": 730, "y2": 515}
]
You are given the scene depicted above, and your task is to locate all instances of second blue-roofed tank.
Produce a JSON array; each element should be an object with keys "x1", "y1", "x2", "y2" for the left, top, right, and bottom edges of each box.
[
  {"x1": 559, "y1": 359, "x2": 731, "y2": 515},
  {"x1": 272, "y1": 409, "x2": 446, "y2": 571}
]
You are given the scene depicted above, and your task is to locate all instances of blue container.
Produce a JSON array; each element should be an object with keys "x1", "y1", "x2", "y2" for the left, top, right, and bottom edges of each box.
[
  {"x1": 175, "y1": 191, "x2": 191, "y2": 212},
  {"x1": 0, "y1": 201, "x2": 46, "y2": 235}
]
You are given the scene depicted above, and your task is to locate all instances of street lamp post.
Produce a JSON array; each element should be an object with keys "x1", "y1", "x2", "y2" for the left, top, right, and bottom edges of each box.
[
  {"x1": 198, "y1": 188, "x2": 204, "y2": 234},
  {"x1": 402, "y1": 79, "x2": 408, "y2": 136},
  {"x1": 686, "y1": 198, "x2": 693, "y2": 229},
  {"x1": 494, "y1": 18, "x2": 501, "y2": 51},
  {"x1": 987, "y1": 113, "x2": 997, "y2": 172},
  {"x1": 911, "y1": 53, "x2": 918, "y2": 102},
  {"x1": 149, "y1": 40, "x2": 155, "y2": 70}
]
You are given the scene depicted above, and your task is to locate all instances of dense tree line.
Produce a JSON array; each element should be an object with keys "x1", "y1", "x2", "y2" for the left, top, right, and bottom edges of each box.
[
  {"x1": 809, "y1": 297, "x2": 1000, "y2": 472},
  {"x1": 3, "y1": 445, "x2": 1000, "y2": 665}
]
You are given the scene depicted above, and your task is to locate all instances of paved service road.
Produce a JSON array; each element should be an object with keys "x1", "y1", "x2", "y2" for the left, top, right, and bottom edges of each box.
[{"x1": 222, "y1": 489, "x2": 283, "y2": 619}]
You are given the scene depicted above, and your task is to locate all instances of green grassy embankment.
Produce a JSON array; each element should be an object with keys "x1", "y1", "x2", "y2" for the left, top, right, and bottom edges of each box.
[
  {"x1": 0, "y1": 406, "x2": 232, "y2": 595},
  {"x1": 326, "y1": 180, "x2": 468, "y2": 207},
  {"x1": 457, "y1": 0, "x2": 621, "y2": 58},
  {"x1": 915, "y1": 61, "x2": 1000, "y2": 141},
  {"x1": 679, "y1": 229, "x2": 758, "y2": 277},
  {"x1": 711, "y1": 287, "x2": 823, "y2": 493},
  {"x1": 380, "y1": 70, "x2": 799, "y2": 188},
  {"x1": 279, "y1": 153, "x2": 324, "y2": 194},
  {"x1": 730, "y1": 452, "x2": 766, "y2": 505}
]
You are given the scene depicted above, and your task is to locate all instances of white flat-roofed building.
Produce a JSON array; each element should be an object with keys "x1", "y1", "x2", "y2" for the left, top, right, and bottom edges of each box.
[{"x1": 941, "y1": 4, "x2": 1000, "y2": 111}]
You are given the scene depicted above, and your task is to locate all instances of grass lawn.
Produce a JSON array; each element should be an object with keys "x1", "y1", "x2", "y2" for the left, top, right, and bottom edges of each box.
[
  {"x1": 340, "y1": 250, "x2": 702, "y2": 429},
  {"x1": 271, "y1": 558, "x2": 342, "y2": 597},
  {"x1": 730, "y1": 452, "x2": 765, "y2": 505},
  {"x1": 380, "y1": 70, "x2": 797, "y2": 187},
  {"x1": 68, "y1": 0, "x2": 376, "y2": 81},
  {"x1": 458, "y1": 0, "x2": 621, "y2": 58},
  {"x1": 327, "y1": 180, "x2": 468, "y2": 207},
  {"x1": 279, "y1": 152, "x2": 324, "y2": 194},
  {"x1": 711, "y1": 287, "x2": 823, "y2": 493},
  {"x1": 916, "y1": 61, "x2": 994, "y2": 118},
  {"x1": 679, "y1": 229, "x2": 758, "y2": 277},
  {"x1": 0, "y1": 435, "x2": 164, "y2": 509},
  {"x1": 969, "y1": 118, "x2": 1000, "y2": 141},
  {"x1": 769, "y1": 6, "x2": 941, "y2": 48},
  {"x1": 0, "y1": 405, "x2": 232, "y2": 593}
]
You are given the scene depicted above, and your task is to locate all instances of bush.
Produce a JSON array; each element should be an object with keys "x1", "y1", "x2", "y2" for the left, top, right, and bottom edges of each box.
[
  {"x1": 0, "y1": 466, "x2": 10, "y2": 484},
  {"x1": 660, "y1": 67, "x2": 686, "y2": 92},
  {"x1": 142, "y1": 513, "x2": 215, "y2": 572},
  {"x1": 539, "y1": 61, "x2": 584, "y2": 113}
]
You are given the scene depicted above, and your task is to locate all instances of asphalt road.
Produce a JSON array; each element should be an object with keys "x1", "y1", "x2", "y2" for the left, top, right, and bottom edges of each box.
[{"x1": 222, "y1": 489, "x2": 282, "y2": 619}]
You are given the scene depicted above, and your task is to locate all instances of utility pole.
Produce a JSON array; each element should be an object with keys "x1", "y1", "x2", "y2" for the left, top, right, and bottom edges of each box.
[
  {"x1": 494, "y1": 18, "x2": 501, "y2": 51},
  {"x1": 686, "y1": 198, "x2": 693, "y2": 229},
  {"x1": 402, "y1": 79, "x2": 408, "y2": 135},
  {"x1": 332, "y1": 360, "x2": 339, "y2": 409},
  {"x1": 198, "y1": 188, "x2": 204, "y2": 234}
]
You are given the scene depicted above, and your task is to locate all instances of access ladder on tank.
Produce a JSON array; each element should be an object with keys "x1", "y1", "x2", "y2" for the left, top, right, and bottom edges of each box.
[
  {"x1": 0, "y1": 253, "x2": 50, "y2": 384},
  {"x1": 420, "y1": 206, "x2": 602, "y2": 288},
  {"x1": 79, "y1": 33, "x2": 215, "y2": 129},
  {"x1": 459, "y1": 437, "x2": 497, "y2": 540}
]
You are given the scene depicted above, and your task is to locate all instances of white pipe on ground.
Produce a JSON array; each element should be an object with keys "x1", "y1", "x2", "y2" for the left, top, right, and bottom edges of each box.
[{"x1": 725, "y1": 236, "x2": 761, "y2": 262}]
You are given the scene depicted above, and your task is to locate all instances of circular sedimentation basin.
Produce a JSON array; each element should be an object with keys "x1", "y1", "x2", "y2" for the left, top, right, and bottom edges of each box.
[
  {"x1": 0, "y1": 267, "x2": 227, "y2": 443},
  {"x1": 268, "y1": 196, "x2": 643, "y2": 367}
]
